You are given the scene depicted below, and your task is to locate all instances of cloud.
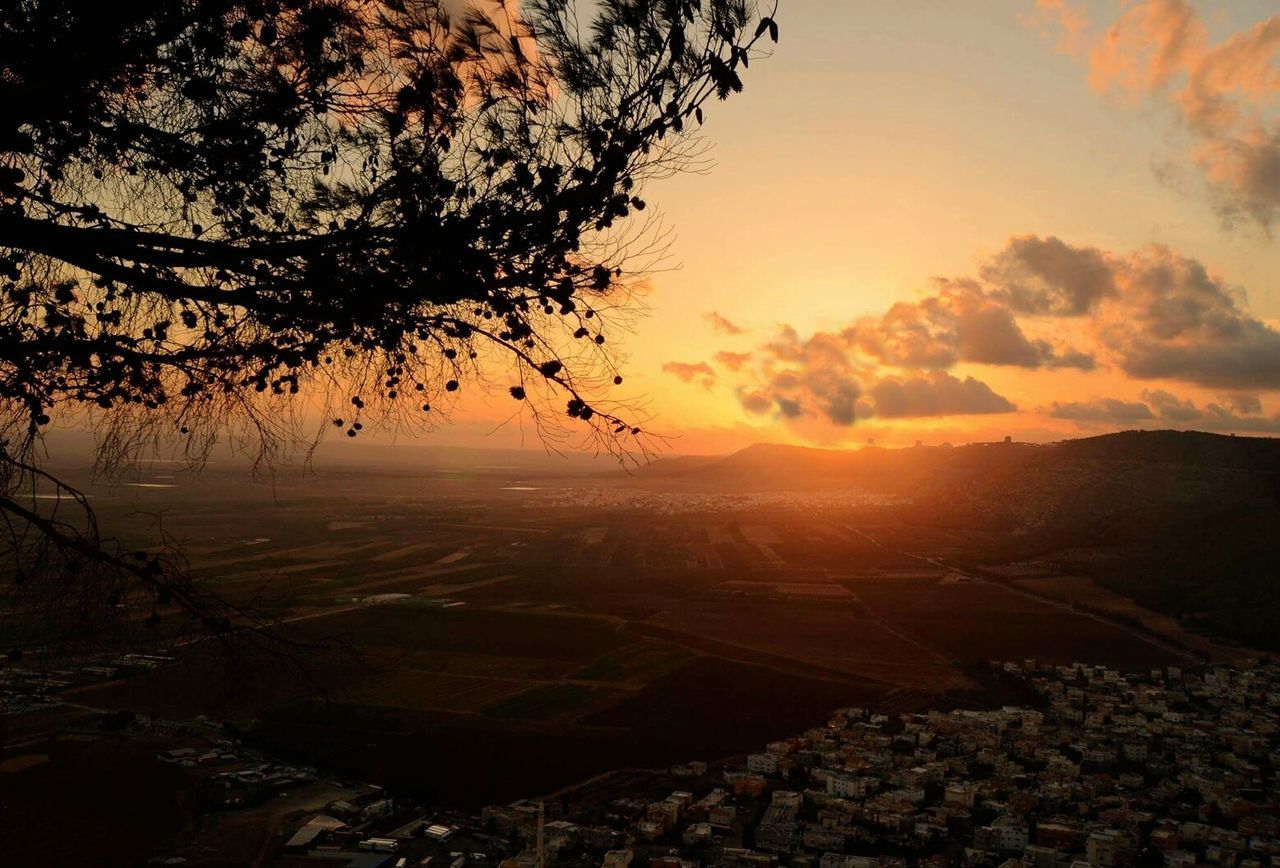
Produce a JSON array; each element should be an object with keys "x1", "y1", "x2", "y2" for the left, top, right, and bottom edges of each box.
[
  {"x1": 749, "y1": 327, "x2": 868, "y2": 425},
  {"x1": 703, "y1": 311, "x2": 746, "y2": 335},
  {"x1": 1045, "y1": 389, "x2": 1280, "y2": 433},
  {"x1": 714, "y1": 233, "x2": 1280, "y2": 437},
  {"x1": 1024, "y1": 0, "x2": 1091, "y2": 56},
  {"x1": 1192, "y1": 128, "x2": 1280, "y2": 229},
  {"x1": 662, "y1": 361, "x2": 717, "y2": 389},
  {"x1": 1088, "y1": 0, "x2": 1204, "y2": 95},
  {"x1": 870, "y1": 372, "x2": 1017, "y2": 419},
  {"x1": 1195, "y1": 403, "x2": 1280, "y2": 433},
  {"x1": 986, "y1": 236, "x2": 1280, "y2": 390},
  {"x1": 1044, "y1": 1, "x2": 1280, "y2": 228},
  {"x1": 731, "y1": 326, "x2": 1016, "y2": 426},
  {"x1": 776, "y1": 396, "x2": 805, "y2": 419},
  {"x1": 713, "y1": 351, "x2": 753, "y2": 372},
  {"x1": 831, "y1": 231, "x2": 1280, "y2": 389},
  {"x1": 1047, "y1": 398, "x2": 1156, "y2": 423},
  {"x1": 1224, "y1": 393, "x2": 1263, "y2": 415},
  {"x1": 847, "y1": 277, "x2": 1095, "y2": 370},
  {"x1": 981, "y1": 235, "x2": 1117, "y2": 315},
  {"x1": 1141, "y1": 389, "x2": 1201, "y2": 422},
  {"x1": 739, "y1": 390, "x2": 775, "y2": 415}
]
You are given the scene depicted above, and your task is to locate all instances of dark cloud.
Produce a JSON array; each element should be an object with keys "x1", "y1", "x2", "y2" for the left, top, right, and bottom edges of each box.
[
  {"x1": 1196, "y1": 130, "x2": 1280, "y2": 231},
  {"x1": 732, "y1": 327, "x2": 1015, "y2": 425},
  {"x1": 1196, "y1": 402, "x2": 1280, "y2": 433},
  {"x1": 1047, "y1": 399, "x2": 1155, "y2": 423},
  {"x1": 986, "y1": 237, "x2": 1280, "y2": 389},
  {"x1": 847, "y1": 299, "x2": 960, "y2": 369},
  {"x1": 733, "y1": 328, "x2": 862, "y2": 426},
  {"x1": 713, "y1": 351, "x2": 753, "y2": 372},
  {"x1": 1141, "y1": 389, "x2": 1201, "y2": 422},
  {"x1": 1114, "y1": 322, "x2": 1280, "y2": 389},
  {"x1": 869, "y1": 372, "x2": 1017, "y2": 419},
  {"x1": 716, "y1": 234, "x2": 1280, "y2": 435},
  {"x1": 847, "y1": 278, "x2": 1095, "y2": 371},
  {"x1": 1053, "y1": 348, "x2": 1102, "y2": 370},
  {"x1": 739, "y1": 390, "x2": 774, "y2": 415},
  {"x1": 759, "y1": 331, "x2": 865, "y2": 425},
  {"x1": 703, "y1": 311, "x2": 746, "y2": 336},
  {"x1": 662, "y1": 361, "x2": 717, "y2": 389},
  {"x1": 1046, "y1": 389, "x2": 1280, "y2": 432},
  {"x1": 1140, "y1": 389, "x2": 1279, "y2": 430},
  {"x1": 852, "y1": 234, "x2": 1280, "y2": 391},
  {"x1": 814, "y1": 380, "x2": 860, "y2": 425},
  {"x1": 1224, "y1": 393, "x2": 1263, "y2": 415},
  {"x1": 776, "y1": 396, "x2": 804, "y2": 419},
  {"x1": 982, "y1": 235, "x2": 1117, "y2": 315}
]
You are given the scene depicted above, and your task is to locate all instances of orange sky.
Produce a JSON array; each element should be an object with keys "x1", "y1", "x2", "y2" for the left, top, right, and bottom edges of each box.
[{"x1": 409, "y1": 1, "x2": 1280, "y2": 455}]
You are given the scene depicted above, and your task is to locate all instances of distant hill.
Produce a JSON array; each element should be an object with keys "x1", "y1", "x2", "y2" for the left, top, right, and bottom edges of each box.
[
  {"x1": 636, "y1": 430, "x2": 1280, "y2": 652},
  {"x1": 633, "y1": 439, "x2": 1041, "y2": 493},
  {"x1": 635, "y1": 430, "x2": 1280, "y2": 495},
  {"x1": 634, "y1": 430, "x2": 1280, "y2": 542},
  {"x1": 1054, "y1": 429, "x2": 1280, "y2": 471}
]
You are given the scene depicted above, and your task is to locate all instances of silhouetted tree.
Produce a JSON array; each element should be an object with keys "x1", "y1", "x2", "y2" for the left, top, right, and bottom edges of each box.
[{"x1": 0, "y1": 0, "x2": 778, "y2": 649}]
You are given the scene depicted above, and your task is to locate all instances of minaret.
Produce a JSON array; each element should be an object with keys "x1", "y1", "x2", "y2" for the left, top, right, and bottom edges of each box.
[{"x1": 536, "y1": 801, "x2": 545, "y2": 868}]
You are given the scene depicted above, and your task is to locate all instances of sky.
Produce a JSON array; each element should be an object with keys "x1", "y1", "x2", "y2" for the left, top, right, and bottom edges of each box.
[{"x1": 434, "y1": 1, "x2": 1280, "y2": 455}]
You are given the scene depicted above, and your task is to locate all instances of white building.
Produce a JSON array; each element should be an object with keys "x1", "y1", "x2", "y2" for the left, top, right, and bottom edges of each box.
[
  {"x1": 1087, "y1": 831, "x2": 1120, "y2": 867},
  {"x1": 826, "y1": 775, "x2": 870, "y2": 799},
  {"x1": 989, "y1": 817, "x2": 1029, "y2": 852},
  {"x1": 747, "y1": 753, "x2": 779, "y2": 775}
]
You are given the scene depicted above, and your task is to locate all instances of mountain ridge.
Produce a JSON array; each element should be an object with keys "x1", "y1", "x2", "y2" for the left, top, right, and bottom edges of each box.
[{"x1": 634, "y1": 430, "x2": 1280, "y2": 493}]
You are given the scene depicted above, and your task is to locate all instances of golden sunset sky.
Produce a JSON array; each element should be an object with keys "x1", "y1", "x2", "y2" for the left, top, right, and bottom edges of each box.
[{"x1": 432, "y1": 1, "x2": 1280, "y2": 455}]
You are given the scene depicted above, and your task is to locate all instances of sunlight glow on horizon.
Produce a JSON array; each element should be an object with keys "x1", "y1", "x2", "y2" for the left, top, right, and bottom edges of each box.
[{"x1": 410, "y1": 1, "x2": 1280, "y2": 455}]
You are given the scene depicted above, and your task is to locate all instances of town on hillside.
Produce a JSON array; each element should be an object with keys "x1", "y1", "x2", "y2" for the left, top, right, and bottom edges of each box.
[{"x1": 171, "y1": 660, "x2": 1278, "y2": 868}]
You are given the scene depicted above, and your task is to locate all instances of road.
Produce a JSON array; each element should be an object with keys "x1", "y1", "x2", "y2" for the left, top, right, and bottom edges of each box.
[{"x1": 849, "y1": 525, "x2": 1200, "y2": 663}]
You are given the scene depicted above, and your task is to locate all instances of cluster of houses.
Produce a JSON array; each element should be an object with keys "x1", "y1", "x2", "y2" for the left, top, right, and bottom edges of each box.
[
  {"x1": 277, "y1": 789, "x2": 470, "y2": 867},
  {"x1": 675, "y1": 661, "x2": 1280, "y2": 868},
  {"x1": 266, "y1": 661, "x2": 1280, "y2": 868},
  {"x1": 546, "y1": 488, "x2": 901, "y2": 515},
  {"x1": 0, "y1": 651, "x2": 177, "y2": 714}
]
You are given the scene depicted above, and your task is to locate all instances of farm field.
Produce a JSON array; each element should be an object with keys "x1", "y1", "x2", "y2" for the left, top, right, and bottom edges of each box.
[
  {"x1": 1000, "y1": 573, "x2": 1249, "y2": 664},
  {"x1": 852, "y1": 577, "x2": 1179, "y2": 672},
  {"x1": 19, "y1": 457, "x2": 1211, "y2": 807}
]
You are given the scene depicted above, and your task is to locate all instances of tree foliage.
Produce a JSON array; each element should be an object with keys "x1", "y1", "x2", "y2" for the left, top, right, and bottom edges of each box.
[{"x1": 0, "y1": 0, "x2": 778, "y2": 647}]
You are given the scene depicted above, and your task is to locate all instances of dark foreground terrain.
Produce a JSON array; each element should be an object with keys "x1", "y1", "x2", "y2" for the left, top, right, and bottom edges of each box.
[{"x1": 1, "y1": 431, "x2": 1269, "y2": 865}]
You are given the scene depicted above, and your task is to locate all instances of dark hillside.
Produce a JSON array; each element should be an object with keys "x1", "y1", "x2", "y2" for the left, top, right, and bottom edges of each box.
[{"x1": 634, "y1": 430, "x2": 1280, "y2": 650}]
